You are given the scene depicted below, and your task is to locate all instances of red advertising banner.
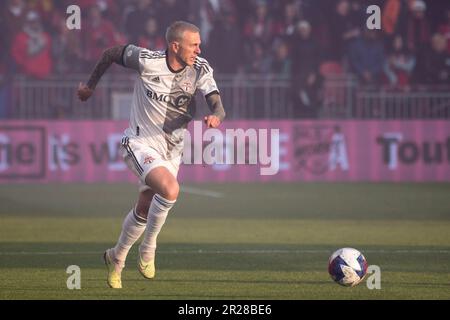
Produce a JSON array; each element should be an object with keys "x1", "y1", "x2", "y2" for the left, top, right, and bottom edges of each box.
[{"x1": 0, "y1": 120, "x2": 449, "y2": 183}]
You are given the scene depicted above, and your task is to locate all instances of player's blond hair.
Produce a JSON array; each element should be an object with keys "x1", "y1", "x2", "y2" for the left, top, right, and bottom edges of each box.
[{"x1": 165, "y1": 21, "x2": 200, "y2": 44}]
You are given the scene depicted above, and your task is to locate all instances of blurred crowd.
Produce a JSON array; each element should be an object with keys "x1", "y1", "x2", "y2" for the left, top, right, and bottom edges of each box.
[{"x1": 0, "y1": 0, "x2": 449, "y2": 117}]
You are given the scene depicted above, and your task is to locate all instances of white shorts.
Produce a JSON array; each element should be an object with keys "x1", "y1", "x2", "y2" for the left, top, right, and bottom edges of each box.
[{"x1": 121, "y1": 137, "x2": 181, "y2": 193}]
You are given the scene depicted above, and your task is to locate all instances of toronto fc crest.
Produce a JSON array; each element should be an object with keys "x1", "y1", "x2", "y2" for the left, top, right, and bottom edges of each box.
[{"x1": 181, "y1": 82, "x2": 192, "y2": 92}]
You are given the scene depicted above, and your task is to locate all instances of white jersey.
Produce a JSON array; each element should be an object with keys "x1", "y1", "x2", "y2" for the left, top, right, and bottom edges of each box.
[{"x1": 121, "y1": 44, "x2": 219, "y2": 160}]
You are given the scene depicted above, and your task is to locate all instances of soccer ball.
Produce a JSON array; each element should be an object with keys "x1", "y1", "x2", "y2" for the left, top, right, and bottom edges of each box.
[{"x1": 328, "y1": 247, "x2": 368, "y2": 287}]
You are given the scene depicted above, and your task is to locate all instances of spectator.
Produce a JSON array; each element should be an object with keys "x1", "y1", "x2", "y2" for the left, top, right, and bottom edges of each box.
[
  {"x1": 11, "y1": 11, "x2": 53, "y2": 79},
  {"x1": 194, "y1": 0, "x2": 237, "y2": 46},
  {"x1": 0, "y1": 14, "x2": 8, "y2": 67},
  {"x1": 243, "y1": 0, "x2": 276, "y2": 46},
  {"x1": 406, "y1": 0, "x2": 431, "y2": 53},
  {"x1": 194, "y1": 0, "x2": 217, "y2": 45},
  {"x1": 419, "y1": 33, "x2": 450, "y2": 85},
  {"x1": 124, "y1": 0, "x2": 158, "y2": 44},
  {"x1": 0, "y1": 24, "x2": 9, "y2": 118},
  {"x1": 82, "y1": 5, "x2": 122, "y2": 67},
  {"x1": 348, "y1": 29, "x2": 385, "y2": 85},
  {"x1": 157, "y1": 0, "x2": 189, "y2": 31},
  {"x1": 2, "y1": 0, "x2": 26, "y2": 60},
  {"x1": 437, "y1": 8, "x2": 450, "y2": 54},
  {"x1": 138, "y1": 16, "x2": 165, "y2": 51},
  {"x1": 290, "y1": 20, "x2": 323, "y2": 117},
  {"x1": 52, "y1": 17, "x2": 84, "y2": 74},
  {"x1": 268, "y1": 38, "x2": 291, "y2": 76},
  {"x1": 231, "y1": 0, "x2": 254, "y2": 31},
  {"x1": 244, "y1": 39, "x2": 270, "y2": 74},
  {"x1": 327, "y1": 0, "x2": 361, "y2": 63},
  {"x1": 27, "y1": 0, "x2": 57, "y2": 33},
  {"x1": 207, "y1": 11, "x2": 242, "y2": 74},
  {"x1": 383, "y1": 35, "x2": 416, "y2": 88},
  {"x1": 349, "y1": 0, "x2": 367, "y2": 29},
  {"x1": 382, "y1": 0, "x2": 410, "y2": 39},
  {"x1": 3, "y1": 0, "x2": 26, "y2": 33},
  {"x1": 273, "y1": 1, "x2": 300, "y2": 37}
]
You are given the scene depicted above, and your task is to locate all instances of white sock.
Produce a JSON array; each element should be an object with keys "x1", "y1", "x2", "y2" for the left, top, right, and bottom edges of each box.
[
  {"x1": 139, "y1": 194, "x2": 175, "y2": 262},
  {"x1": 113, "y1": 207, "x2": 147, "y2": 269}
]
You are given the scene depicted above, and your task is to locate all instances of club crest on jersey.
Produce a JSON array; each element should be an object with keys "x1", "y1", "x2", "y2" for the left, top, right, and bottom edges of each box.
[{"x1": 181, "y1": 82, "x2": 192, "y2": 92}]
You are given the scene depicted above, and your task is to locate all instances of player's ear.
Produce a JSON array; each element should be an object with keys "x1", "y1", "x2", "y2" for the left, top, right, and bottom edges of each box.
[{"x1": 171, "y1": 41, "x2": 180, "y2": 53}]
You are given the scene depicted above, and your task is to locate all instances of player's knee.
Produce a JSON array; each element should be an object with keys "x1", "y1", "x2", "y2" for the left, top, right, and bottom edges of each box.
[{"x1": 160, "y1": 180, "x2": 179, "y2": 201}]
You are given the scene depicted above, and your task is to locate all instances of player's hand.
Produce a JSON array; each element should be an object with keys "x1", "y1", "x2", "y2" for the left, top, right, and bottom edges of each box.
[
  {"x1": 204, "y1": 115, "x2": 221, "y2": 128},
  {"x1": 77, "y1": 82, "x2": 94, "y2": 102}
]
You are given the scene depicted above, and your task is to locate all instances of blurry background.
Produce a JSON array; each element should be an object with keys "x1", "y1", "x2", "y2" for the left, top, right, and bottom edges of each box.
[
  {"x1": 1, "y1": 0, "x2": 449, "y2": 119},
  {"x1": 0, "y1": 0, "x2": 449, "y2": 300}
]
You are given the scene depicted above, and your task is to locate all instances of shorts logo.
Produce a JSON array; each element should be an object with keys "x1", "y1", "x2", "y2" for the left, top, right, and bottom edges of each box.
[{"x1": 143, "y1": 156, "x2": 155, "y2": 164}]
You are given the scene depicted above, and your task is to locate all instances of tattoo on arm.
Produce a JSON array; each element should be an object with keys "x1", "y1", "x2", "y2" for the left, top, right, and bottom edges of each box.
[
  {"x1": 206, "y1": 93, "x2": 226, "y2": 122},
  {"x1": 86, "y1": 45, "x2": 125, "y2": 90}
]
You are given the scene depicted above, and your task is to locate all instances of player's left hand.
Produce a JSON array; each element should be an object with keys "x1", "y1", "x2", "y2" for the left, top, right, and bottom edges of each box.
[{"x1": 204, "y1": 115, "x2": 221, "y2": 128}]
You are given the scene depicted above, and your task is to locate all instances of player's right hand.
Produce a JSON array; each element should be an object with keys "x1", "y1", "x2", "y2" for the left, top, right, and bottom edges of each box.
[
  {"x1": 77, "y1": 82, "x2": 94, "y2": 102},
  {"x1": 204, "y1": 115, "x2": 221, "y2": 128}
]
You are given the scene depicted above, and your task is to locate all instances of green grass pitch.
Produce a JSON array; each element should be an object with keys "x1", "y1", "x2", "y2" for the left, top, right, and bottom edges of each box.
[{"x1": 0, "y1": 182, "x2": 449, "y2": 299}]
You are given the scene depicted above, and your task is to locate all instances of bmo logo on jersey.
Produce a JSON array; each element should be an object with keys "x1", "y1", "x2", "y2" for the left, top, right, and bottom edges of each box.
[
  {"x1": 145, "y1": 89, "x2": 171, "y2": 103},
  {"x1": 145, "y1": 89, "x2": 191, "y2": 109}
]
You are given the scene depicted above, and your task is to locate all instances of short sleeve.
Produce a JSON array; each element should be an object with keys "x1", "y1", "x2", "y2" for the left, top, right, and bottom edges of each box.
[
  {"x1": 195, "y1": 58, "x2": 219, "y2": 97},
  {"x1": 122, "y1": 44, "x2": 143, "y2": 73}
]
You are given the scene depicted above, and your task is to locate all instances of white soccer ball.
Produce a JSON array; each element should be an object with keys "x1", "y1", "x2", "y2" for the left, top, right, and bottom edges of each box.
[{"x1": 328, "y1": 247, "x2": 368, "y2": 287}]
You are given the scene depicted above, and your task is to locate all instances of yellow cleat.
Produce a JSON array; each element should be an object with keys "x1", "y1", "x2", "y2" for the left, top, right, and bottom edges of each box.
[
  {"x1": 138, "y1": 255, "x2": 155, "y2": 279},
  {"x1": 103, "y1": 249, "x2": 122, "y2": 289}
]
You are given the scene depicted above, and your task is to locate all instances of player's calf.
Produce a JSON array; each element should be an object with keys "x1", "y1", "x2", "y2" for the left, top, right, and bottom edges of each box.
[{"x1": 139, "y1": 193, "x2": 176, "y2": 269}]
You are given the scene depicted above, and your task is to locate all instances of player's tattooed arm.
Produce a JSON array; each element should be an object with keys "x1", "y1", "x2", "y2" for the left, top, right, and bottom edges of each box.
[
  {"x1": 206, "y1": 93, "x2": 226, "y2": 121},
  {"x1": 204, "y1": 92, "x2": 225, "y2": 128},
  {"x1": 86, "y1": 45, "x2": 126, "y2": 90},
  {"x1": 78, "y1": 45, "x2": 125, "y2": 102}
]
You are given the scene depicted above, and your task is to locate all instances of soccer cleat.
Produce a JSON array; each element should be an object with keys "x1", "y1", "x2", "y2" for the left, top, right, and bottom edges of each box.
[
  {"x1": 103, "y1": 249, "x2": 122, "y2": 289},
  {"x1": 137, "y1": 255, "x2": 155, "y2": 279}
]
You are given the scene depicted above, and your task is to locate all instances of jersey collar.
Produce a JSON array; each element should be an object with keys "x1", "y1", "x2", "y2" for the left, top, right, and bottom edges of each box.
[{"x1": 165, "y1": 50, "x2": 186, "y2": 74}]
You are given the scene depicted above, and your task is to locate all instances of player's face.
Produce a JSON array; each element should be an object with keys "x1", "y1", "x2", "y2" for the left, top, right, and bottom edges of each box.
[{"x1": 176, "y1": 31, "x2": 201, "y2": 66}]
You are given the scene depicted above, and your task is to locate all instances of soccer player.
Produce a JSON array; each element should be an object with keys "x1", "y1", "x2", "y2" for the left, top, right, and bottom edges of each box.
[{"x1": 77, "y1": 21, "x2": 225, "y2": 288}]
